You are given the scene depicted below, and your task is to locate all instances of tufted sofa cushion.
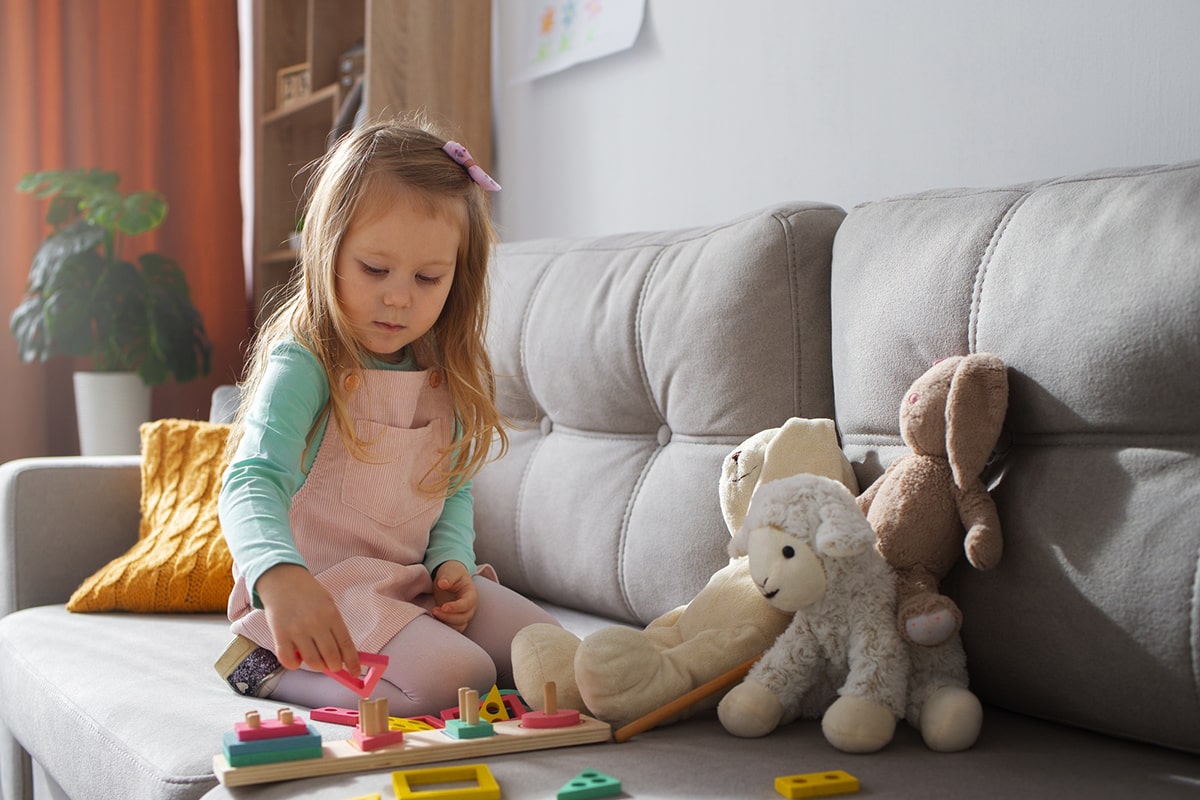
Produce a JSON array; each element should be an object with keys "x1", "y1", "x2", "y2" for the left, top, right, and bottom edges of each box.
[
  {"x1": 473, "y1": 203, "x2": 846, "y2": 625},
  {"x1": 830, "y1": 161, "x2": 1200, "y2": 753}
]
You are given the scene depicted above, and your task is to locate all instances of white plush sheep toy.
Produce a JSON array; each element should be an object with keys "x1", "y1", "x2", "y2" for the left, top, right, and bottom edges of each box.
[{"x1": 717, "y1": 473, "x2": 909, "y2": 753}]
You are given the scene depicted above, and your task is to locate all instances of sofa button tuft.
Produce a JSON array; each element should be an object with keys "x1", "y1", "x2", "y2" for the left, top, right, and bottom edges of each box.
[
  {"x1": 540, "y1": 416, "x2": 553, "y2": 436},
  {"x1": 656, "y1": 424, "x2": 671, "y2": 446}
]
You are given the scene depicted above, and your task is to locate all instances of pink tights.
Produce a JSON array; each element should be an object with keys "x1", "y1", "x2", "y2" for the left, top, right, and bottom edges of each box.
[{"x1": 270, "y1": 576, "x2": 559, "y2": 717}]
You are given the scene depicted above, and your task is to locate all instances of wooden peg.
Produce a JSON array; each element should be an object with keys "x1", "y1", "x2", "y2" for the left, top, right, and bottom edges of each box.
[
  {"x1": 244, "y1": 710, "x2": 261, "y2": 728},
  {"x1": 520, "y1": 681, "x2": 579, "y2": 729},
  {"x1": 457, "y1": 687, "x2": 470, "y2": 721},
  {"x1": 358, "y1": 697, "x2": 388, "y2": 736},
  {"x1": 464, "y1": 689, "x2": 480, "y2": 725}
]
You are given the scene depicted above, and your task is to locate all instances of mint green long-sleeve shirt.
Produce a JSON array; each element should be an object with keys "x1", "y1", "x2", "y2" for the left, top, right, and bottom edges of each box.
[{"x1": 218, "y1": 339, "x2": 477, "y2": 606}]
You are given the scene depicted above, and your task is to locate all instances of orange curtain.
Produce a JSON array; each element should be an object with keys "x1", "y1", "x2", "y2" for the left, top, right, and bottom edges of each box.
[{"x1": 0, "y1": 0, "x2": 247, "y2": 461}]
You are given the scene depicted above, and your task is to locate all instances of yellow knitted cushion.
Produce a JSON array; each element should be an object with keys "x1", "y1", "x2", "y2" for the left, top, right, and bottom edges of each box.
[{"x1": 67, "y1": 418, "x2": 235, "y2": 613}]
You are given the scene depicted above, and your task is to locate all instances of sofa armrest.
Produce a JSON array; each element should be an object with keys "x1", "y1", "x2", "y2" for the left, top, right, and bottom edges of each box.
[{"x1": 0, "y1": 456, "x2": 142, "y2": 617}]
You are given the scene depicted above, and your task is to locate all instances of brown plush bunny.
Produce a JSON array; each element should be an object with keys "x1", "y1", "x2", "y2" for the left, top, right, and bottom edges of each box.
[{"x1": 857, "y1": 353, "x2": 1008, "y2": 647}]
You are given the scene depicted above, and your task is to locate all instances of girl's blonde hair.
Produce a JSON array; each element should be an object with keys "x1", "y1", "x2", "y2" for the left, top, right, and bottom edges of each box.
[{"x1": 227, "y1": 114, "x2": 507, "y2": 491}]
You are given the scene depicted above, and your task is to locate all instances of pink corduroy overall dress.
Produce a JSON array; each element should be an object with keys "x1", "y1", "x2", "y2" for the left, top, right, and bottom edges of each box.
[{"x1": 228, "y1": 363, "x2": 460, "y2": 657}]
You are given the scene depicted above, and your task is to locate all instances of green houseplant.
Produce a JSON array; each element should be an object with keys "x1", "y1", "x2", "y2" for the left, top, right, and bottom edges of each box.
[{"x1": 11, "y1": 168, "x2": 212, "y2": 385}]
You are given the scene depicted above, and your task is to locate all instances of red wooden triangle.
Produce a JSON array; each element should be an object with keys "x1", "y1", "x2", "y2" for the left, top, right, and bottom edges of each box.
[{"x1": 324, "y1": 652, "x2": 388, "y2": 697}]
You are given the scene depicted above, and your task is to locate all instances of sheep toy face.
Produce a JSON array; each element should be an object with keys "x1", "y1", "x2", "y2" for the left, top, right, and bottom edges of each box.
[
  {"x1": 730, "y1": 473, "x2": 878, "y2": 615},
  {"x1": 744, "y1": 525, "x2": 826, "y2": 612}
]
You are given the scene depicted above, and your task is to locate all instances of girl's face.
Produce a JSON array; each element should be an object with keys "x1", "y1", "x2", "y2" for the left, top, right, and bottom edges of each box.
[{"x1": 335, "y1": 188, "x2": 462, "y2": 359}]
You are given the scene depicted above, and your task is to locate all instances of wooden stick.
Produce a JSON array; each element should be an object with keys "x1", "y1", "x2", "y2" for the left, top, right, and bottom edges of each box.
[{"x1": 613, "y1": 654, "x2": 760, "y2": 743}]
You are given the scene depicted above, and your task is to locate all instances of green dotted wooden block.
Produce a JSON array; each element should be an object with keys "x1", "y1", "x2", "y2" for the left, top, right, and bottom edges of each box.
[{"x1": 557, "y1": 769, "x2": 621, "y2": 799}]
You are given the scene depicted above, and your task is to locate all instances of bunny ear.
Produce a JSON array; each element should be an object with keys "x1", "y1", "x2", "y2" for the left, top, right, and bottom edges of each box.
[
  {"x1": 813, "y1": 480, "x2": 876, "y2": 558},
  {"x1": 946, "y1": 353, "x2": 1009, "y2": 488}
]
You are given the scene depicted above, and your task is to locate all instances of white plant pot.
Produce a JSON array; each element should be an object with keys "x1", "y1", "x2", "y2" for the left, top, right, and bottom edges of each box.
[{"x1": 73, "y1": 372, "x2": 151, "y2": 456}]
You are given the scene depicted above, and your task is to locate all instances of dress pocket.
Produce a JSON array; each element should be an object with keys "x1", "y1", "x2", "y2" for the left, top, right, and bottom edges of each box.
[{"x1": 340, "y1": 418, "x2": 446, "y2": 527}]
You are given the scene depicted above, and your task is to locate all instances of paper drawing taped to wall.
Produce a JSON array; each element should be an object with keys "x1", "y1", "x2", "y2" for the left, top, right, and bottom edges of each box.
[{"x1": 508, "y1": 0, "x2": 645, "y2": 84}]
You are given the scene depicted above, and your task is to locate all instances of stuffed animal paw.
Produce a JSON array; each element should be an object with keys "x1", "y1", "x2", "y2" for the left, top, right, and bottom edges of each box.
[
  {"x1": 575, "y1": 625, "x2": 704, "y2": 723},
  {"x1": 717, "y1": 677, "x2": 783, "y2": 738},
  {"x1": 900, "y1": 594, "x2": 962, "y2": 647},
  {"x1": 821, "y1": 694, "x2": 898, "y2": 754},
  {"x1": 510, "y1": 623, "x2": 587, "y2": 714}
]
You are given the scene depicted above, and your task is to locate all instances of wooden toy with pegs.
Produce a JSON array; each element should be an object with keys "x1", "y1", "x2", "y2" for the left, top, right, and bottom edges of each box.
[
  {"x1": 444, "y1": 688, "x2": 495, "y2": 740},
  {"x1": 214, "y1": 682, "x2": 612, "y2": 788},
  {"x1": 222, "y1": 708, "x2": 323, "y2": 767},
  {"x1": 439, "y1": 684, "x2": 525, "y2": 723},
  {"x1": 235, "y1": 707, "x2": 309, "y2": 740},
  {"x1": 520, "y1": 681, "x2": 581, "y2": 729},
  {"x1": 350, "y1": 697, "x2": 406, "y2": 752}
]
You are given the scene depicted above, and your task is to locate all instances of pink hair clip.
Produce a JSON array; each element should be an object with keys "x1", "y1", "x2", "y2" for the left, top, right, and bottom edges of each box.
[{"x1": 442, "y1": 141, "x2": 501, "y2": 192}]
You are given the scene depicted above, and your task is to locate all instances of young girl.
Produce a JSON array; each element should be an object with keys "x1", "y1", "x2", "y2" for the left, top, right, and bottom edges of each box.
[{"x1": 217, "y1": 116, "x2": 559, "y2": 716}]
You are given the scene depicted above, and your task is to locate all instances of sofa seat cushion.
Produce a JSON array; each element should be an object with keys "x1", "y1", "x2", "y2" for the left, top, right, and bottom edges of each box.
[
  {"x1": 474, "y1": 203, "x2": 846, "y2": 626},
  {"x1": 830, "y1": 160, "x2": 1200, "y2": 753},
  {"x1": 0, "y1": 607, "x2": 243, "y2": 800}
]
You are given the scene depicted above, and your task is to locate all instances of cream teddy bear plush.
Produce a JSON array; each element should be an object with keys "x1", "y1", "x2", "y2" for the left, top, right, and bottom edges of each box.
[
  {"x1": 717, "y1": 474, "x2": 909, "y2": 753},
  {"x1": 510, "y1": 418, "x2": 859, "y2": 728}
]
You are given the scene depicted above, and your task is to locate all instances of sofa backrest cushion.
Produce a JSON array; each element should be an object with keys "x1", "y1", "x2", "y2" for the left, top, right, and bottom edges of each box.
[
  {"x1": 473, "y1": 203, "x2": 846, "y2": 625},
  {"x1": 831, "y1": 160, "x2": 1200, "y2": 753}
]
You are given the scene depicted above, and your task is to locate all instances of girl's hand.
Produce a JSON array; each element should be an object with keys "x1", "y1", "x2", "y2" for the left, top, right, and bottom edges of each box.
[
  {"x1": 255, "y1": 563, "x2": 360, "y2": 675},
  {"x1": 430, "y1": 560, "x2": 478, "y2": 633}
]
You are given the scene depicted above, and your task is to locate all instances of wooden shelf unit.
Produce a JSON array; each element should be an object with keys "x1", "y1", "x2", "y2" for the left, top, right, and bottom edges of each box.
[{"x1": 250, "y1": 0, "x2": 491, "y2": 318}]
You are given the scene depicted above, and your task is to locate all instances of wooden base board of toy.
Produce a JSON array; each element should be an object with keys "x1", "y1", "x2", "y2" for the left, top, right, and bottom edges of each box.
[{"x1": 213, "y1": 714, "x2": 613, "y2": 787}]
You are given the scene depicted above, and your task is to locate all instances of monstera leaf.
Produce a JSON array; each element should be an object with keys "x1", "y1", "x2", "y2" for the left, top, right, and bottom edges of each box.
[{"x1": 11, "y1": 169, "x2": 211, "y2": 385}]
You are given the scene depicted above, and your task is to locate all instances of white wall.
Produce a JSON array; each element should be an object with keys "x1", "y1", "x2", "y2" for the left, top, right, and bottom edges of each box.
[{"x1": 491, "y1": 0, "x2": 1200, "y2": 241}]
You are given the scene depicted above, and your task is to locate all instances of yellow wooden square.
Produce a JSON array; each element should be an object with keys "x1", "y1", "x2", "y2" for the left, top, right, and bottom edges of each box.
[{"x1": 392, "y1": 763, "x2": 500, "y2": 800}]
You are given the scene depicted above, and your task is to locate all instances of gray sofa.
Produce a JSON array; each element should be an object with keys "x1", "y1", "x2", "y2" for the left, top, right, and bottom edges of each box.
[{"x1": 2, "y1": 160, "x2": 1198, "y2": 799}]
